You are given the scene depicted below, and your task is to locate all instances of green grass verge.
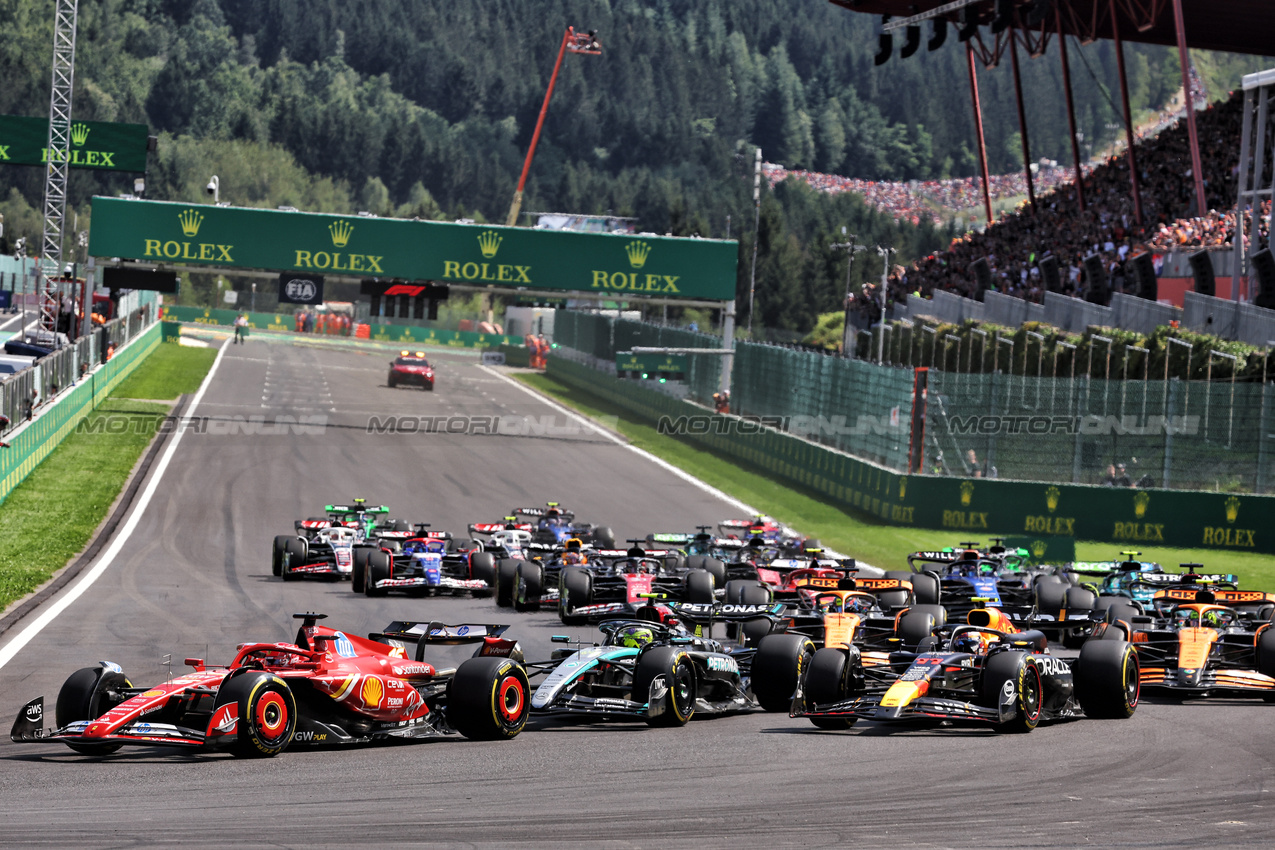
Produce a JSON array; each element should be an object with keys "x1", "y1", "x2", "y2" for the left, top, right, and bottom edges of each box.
[
  {"x1": 0, "y1": 344, "x2": 217, "y2": 613},
  {"x1": 516, "y1": 372, "x2": 1275, "y2": 590},
  {"x1": 111, "y1": 343, "x2": 218, "y2": 400}
]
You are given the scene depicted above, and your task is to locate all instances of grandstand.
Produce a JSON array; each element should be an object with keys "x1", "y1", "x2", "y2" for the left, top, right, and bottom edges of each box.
[{"x1": 825, "y1": 1, "x2": 1275, "y2": 337}]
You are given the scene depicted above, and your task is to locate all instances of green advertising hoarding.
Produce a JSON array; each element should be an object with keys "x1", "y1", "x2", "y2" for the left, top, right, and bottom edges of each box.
[
  {"x1": 546, "y1": 354, "x2": 1275, "y2": 556},
  {"x1": 616, "y1": 352, "x2": 688, "y2": 374},
  {"x1": 0, "y1": 116, "x2": 149, "y2": 172},
  {"x1": 89, "y1": 198, "x2": 738, "y2": 301}
]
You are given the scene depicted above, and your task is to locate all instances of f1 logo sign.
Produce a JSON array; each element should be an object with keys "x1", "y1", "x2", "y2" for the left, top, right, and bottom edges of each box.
[{"x1": 382, "y1": 284, "x2": 426, "y2": 297}]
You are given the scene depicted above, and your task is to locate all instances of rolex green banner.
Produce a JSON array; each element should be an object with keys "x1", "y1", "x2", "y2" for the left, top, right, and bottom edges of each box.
[
  {"x1": 88, "y1": 198, "x2": 738, "y2": 301},
  {"x1": 0, "y1": 116, "x2": 149, "y2": 172},
  {"x1": 616, "y1": 352, "x2": 688, "y2": 374}
]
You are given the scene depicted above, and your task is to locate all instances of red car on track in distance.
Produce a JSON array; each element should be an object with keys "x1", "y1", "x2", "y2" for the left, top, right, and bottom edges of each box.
[{"x1": 388, "y1": 350, "x2": 434, "y2": 390}]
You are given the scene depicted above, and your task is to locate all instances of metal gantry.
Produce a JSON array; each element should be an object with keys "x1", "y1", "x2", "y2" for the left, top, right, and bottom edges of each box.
[{"x1": 38, "y1": 0, "x2": 80, "y2": 341}]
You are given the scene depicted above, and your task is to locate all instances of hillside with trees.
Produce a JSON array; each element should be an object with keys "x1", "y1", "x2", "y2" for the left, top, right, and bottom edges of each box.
[{"x1": 0, "y1": 0, "x2": 1267, "y2": 332}]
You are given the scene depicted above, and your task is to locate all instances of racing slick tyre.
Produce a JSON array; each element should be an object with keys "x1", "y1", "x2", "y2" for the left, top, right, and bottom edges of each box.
[
  {"x1": 1258, "y1": 629, "x2": 1275, "y2": 678},
  {"x1": 724, "y1": 580, "x2": 770, "y2": 639},
  {"x1": 496, "y1": 559, "x2": 520, "y2": 608},
  {"x1": 469, "y1": 552, "x2": 496, "y2": 598},
  {"x1": 751, "y1": 634, "x2": 815, "y2": 713},
  {"x1": 281, "y1": 537, "x2": 307, "y2": 581},
  {"x1": 632, "y1": 646, "x2": 697, "y2": 727},
  {"x1": 724, "y1": 579, "x2": 770, "y2": 606},
  {"x1": 982, "y1": 651, "x2": 1043, "y2": 733},
  {"x1": 351, "y1": 548, "x2": 370, "y2": 594},
  {"x1": 559, "y1": 567, "x2": 593, "y2": 625},
  {"x1": 391, "y1": 519, "x2": 411, "y2": 533},
  {"x1": 1061, "y1": 586, "x2": 1099, "y2": 648},
  {"x1": 897, "y1": 610, "x2": 939, "y2": 651},
  {"x1": 799, "y1": 538, "x2": 822, "y2": 554},
  {"x1": 1034, "y1": 578, "x2": 1067, "y2": 612},
  {"x1": 448, "y1": 537, "x2": 476, "y2": 554},
  {"x1": 513, "y1": 561, "x2": 543, "y2": 612},
  {"x1": 56, "y1": 666, "x2": 132, "y2": 755},
  {"x1": 213, "y1": 671, "x2": 297, "y2": 758},
  {"x1": 663, "y1": 551, "x2": 687, "y2": 571},
  {"x1": 804, "y1": 647, "x2": 860, "y2": 729},
  {"x1": 447, "y1": 656, "x2": 530, "y2": 740},
  {"x1": 1074, "y1": 639, "x2": 1139, "y2": 719},
  {"x1": 593, "y1": 526, "x2": 616, "y2": 549},
  {"x1": 908, "y1": 572, "x2": 941, "y2": 606},
  {"x1": 906, "y1": 604, "x2": 947, "y2": 630},
  {"x1": 685, "y1": 570, "x2": 716, "y2": 604},
  {"x1": 701, "y1": 557, "x2": 727, "y2": 589},
  {"x1": 739, "y1": 617, "x2": 776, "y2": 648},
  {"x1": 271, "y1": 535, "x2": 292, "y2": 577},
  {"x1": 365, "y1": 550, "x2": 391, "y2": 597},
  {"x1": 1102, "y1": 601, "x2": 1141, "y2": 627}
]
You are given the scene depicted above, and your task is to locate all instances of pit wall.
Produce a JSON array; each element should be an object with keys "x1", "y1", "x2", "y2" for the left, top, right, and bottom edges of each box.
[
  {"x1": 0, "y1": 322, "x2": 160, "y2": 505},
  {"x1": 546, "y1": 354, "x2": 1275, "y2": 558}
]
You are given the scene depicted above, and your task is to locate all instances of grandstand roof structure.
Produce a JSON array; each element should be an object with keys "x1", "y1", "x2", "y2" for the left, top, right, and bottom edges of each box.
[{"x1": 832, "y1": 1, "x2": 1275, "y2": 58}]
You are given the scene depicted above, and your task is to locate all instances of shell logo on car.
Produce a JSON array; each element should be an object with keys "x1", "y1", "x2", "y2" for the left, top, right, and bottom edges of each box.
[{"x1": 361, "y1": 675, "x2": 384, "y2": 709}]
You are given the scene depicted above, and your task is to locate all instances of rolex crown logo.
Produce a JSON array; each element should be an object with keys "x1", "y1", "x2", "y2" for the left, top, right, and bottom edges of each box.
[
  {"x1": 178, "y1": 209, "x2": 204, "y2": 238},
  {"x1": 1133, "y1": 490, "x2": 1150, "y2": 519},
  {"x1": 1225, "y1": 496, "x2": 1240, "y2": 524},
  {"x1": 625, "y1": 241, "x2": 652, "y2": 269},
  {"x1": 960, "y1": 481, "x2": 975, "y2": 507},
  {"x1": 1045, "y1": 486, "x2": 1060, "y2": 513},
  {"x1": 329, "y1": 220, "x2": 354, "y2": 248},
  {"x1": 1031, "y1": 540, "x2": 1047, "y2": 558},
  {"x1": 477, "y1": 230, "x2": 502, "y2": 258},
  {"x1": 70, "y1": 122, "x2": 90, "y2": 147},
  {"x1": 899, "y1": 478, "x2": 907, "y2": 500}
]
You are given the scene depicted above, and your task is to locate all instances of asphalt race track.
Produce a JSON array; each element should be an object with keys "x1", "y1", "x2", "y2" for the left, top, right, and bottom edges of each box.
[{"x1": 1, "y1": 337, "x2": 1272, "y2": 848}]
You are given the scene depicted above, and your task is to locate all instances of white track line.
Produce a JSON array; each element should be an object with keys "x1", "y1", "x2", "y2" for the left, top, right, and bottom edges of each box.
[
  {"x1": 478, "y1": 365, "x2": 877, "y2": 572},
  {"x1": 0, "y1": 338, "x2": 231, "y2": 672}
]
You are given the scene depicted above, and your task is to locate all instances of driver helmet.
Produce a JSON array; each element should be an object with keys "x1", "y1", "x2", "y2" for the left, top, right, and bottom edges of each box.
[
  {"x1": 817, "y1": 596, "x2": 843, "y2": 613},
  {"x1": 1202, "y1": 608, "x2": 1226, "y2": 627},
  {"x1": 952, "y1": 631, "x2": 990, "y2": 655},
  {"x1": 615, "y1": 625, "x2": 655, "y2": 648},
  {"x1": 562, "y1": 551, "x2": 583, "y2": 566}
]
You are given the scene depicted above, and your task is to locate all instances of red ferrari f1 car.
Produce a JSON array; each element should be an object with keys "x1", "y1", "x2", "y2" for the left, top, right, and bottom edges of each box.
[{"x1": 10, "y1": 614, "x2": 529, "y2": 757}]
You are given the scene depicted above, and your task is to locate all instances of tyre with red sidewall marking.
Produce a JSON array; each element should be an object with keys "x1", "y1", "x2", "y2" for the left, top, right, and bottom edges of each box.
[
  {"x1": 213, "y1": 671, "x2": 296, "y2": 758},
  {"x1": 447, "y1": 656, "x2": 530, "y2": 740}
]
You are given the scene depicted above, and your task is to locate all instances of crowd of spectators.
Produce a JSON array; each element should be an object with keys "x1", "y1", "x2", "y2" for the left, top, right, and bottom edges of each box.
[
  {"x1": 774, "y1": 78, "x2": 1272, "y2": 324},
  {"x1": 869, "y1": 90, "x2": 1268, "y2": 314},
  {"x1": 765, "y1": 163, "x2": 1075, "y2": 227}
]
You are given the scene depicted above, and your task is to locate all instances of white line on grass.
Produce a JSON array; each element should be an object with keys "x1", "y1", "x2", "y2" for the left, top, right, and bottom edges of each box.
[
  {"x1": 0, "y1": 338, "x2": 231, "y2": 672},
  {"x1": 478, "y1": 365, "x2": 877, "y2": 572}
]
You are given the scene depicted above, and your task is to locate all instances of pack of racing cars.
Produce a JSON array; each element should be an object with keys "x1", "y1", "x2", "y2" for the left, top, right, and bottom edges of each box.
[{"x1": 31, "y1": 513, "x2": 1200, "y2": 760}]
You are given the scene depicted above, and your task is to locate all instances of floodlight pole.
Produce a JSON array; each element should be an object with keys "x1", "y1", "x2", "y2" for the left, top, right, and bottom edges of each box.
[
  {"x1": 876, "y1": 246, "x2": 895, "y2": 364},
  {"x1": 747, "y1": 147, "x2": 762, "y2": 336},
  {"x1": 832, "y1": 231, "x2": 866, "y2": 353},
  {"x1": 506, "y1": 27, "x2": 599, "y2": 227}
]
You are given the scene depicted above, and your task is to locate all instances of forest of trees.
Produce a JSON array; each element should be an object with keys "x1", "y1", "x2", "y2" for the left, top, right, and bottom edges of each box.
[{"x1": 0, "y1": 0, "x2": 1268, "y2": 333}]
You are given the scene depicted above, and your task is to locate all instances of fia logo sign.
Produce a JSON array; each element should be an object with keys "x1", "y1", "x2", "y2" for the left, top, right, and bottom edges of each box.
[{"x1": 285, "y1": 278, "x2": 318, "y2": 302}]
